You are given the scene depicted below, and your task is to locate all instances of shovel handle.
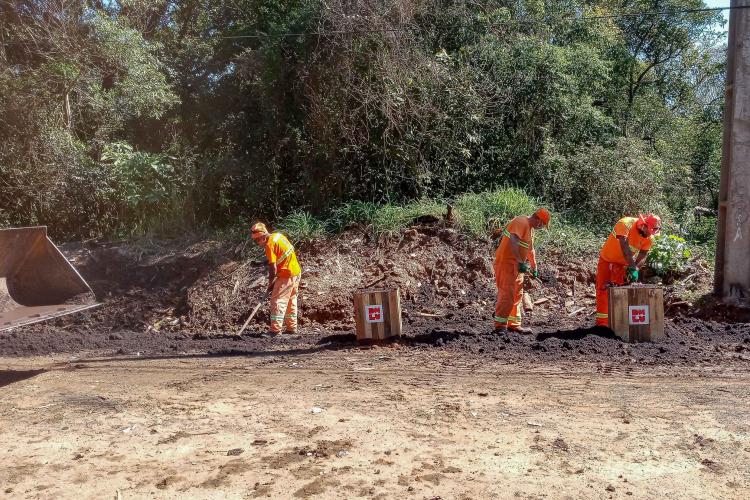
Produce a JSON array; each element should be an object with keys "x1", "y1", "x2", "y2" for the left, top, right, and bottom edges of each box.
[
  {"x1": 236, "y1": 303, "x2": 260, "y2": 337},
  {"x1": 235, "y1": 288, "x2": 273, "y2": 337}
]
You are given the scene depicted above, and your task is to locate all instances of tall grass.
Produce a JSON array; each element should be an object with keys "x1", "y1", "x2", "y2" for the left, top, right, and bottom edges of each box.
[
  {"x1": 277, "y1": 210, "x2": 328, "y2": 242},
  {"x1": 453, "y1": 188, "x2": 537, "y2": 236},
  {"x1": 329, "y1": 200, "x2": 444, "y2": 236},
  {"x1": 234, "y1": 188, "x2": 713, "y2": 265},
  {"x1": 273, "y1": 188, "x2": 601, "y2": 257}
]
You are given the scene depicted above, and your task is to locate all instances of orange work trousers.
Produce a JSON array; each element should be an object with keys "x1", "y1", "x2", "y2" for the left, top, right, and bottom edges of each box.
[
  {"x1": 494, "y1": 260, "x2": 524, "y2": 328},
  {"x1": 270, "y1": 275, "x2": 300, "y2": 333},
  {"x1": 595, "y1": 258, "x2": 625, "y2": 327}
]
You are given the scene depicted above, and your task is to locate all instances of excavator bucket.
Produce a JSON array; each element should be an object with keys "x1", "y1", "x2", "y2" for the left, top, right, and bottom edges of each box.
[{"x1": 0, "y1": 227, "x2": 98, "y2": 332}]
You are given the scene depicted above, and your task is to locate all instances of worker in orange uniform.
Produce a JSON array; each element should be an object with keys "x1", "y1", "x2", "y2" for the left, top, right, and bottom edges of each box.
[
  {"x1": 250, "y1": 222, "x2": 302, "y2": 335},
  {"x1": 493, "y1": 208, "x2": 550, "y2": 333},
  {"x1": 595, "y1": 214, "x2": 661, "y2": 327}
]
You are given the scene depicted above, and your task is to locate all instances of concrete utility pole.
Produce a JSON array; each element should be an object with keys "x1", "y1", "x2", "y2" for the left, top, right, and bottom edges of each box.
[{"x1": 716, "y1": 0, "x2": 750, "y2": 302}]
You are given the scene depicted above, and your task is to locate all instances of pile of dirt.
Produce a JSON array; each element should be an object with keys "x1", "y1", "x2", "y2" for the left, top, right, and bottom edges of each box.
[
  {"x1": 1, "y1": 221, "x2": 747, "y2": 368},
  {"x1": 687, "y1": 294, "x2": 750, "y2": 323},
  {"x1": 402, "y1": 315, "x2": 750, "y2": 366},
  {"x1": 182, "y1": 223, "x2": 500, "y2": 333}
]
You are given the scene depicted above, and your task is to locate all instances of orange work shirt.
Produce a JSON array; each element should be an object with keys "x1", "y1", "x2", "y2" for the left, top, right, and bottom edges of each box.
[
  {"x1": 494, "y1": 216, "x2": 536, "y2": 267},
  {"x1": 265, "y1": 232, "x2": 301, "y2": 278},
  {"x1": 599, "y1": 217, "x2": 654, "y2": 266}
]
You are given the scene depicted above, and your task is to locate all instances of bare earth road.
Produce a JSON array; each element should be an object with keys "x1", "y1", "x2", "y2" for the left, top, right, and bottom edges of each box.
[{"x1": 1, "y1": 346, "x2": 749, "y2": 499}]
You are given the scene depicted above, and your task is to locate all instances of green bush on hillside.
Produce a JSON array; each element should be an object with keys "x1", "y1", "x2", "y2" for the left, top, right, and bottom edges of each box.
[
  {"x1": 454, "y1": 189, "x2": 537, "y2": 236},
  {"x1": 534, "y1": 138, "x2": 671, "y2": 226},
  {"x1": 274, "y1": 189, "x2": 603, "y2": 258},
  {"x1": 647, "y1": 234, "x2": 692, "y2": 277},
  {"x1": 277, "y1": 211, "x2": 328, "y2": 242},
  {"x1": 328, "y1": 200, "x2": 444, "y2": 236}
]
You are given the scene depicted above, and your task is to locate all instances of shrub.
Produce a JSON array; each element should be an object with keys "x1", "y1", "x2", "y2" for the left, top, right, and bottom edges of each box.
[
  {"x1": 277, "y1": 211, "x2": 328, "y2": 243},
  {"x1": 536, "y1": 220, "x2": 603, "y2": 257},
  {"x1": 683, "y1": 214, "x2": 717, "y2": 260},
  {"x1": 329, "y1": 200, "x2": 444, "y2": 237},
  {"x1": 647, "y1": 234, "x2": 692, "y2": 277},
  {"x1": 534, "y1": 138, "x2": 670, "y2": 225},
  {"x1": 454, "y1": 188, "x2": 537, "y2": 236},
  {"x1": 101, "y1": 142, "x2": 190, "y2": 236}
]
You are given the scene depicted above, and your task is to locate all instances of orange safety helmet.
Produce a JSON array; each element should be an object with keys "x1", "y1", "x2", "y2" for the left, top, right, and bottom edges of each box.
[
  {"x1": 637, "y1": 214, "x2": 661, "y2": 236},
  {"x1": 533, "y1": 208, "x2": 551, "y2": 226},
  {"x1": 250, "y1": 222, "x2": 269, "y2": 240}
]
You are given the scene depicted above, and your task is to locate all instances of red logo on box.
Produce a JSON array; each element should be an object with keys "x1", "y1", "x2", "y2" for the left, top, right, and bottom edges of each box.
[
  {"x1": 628, "y1": 305, "x2": 650, "y2": 325},
  {"x1": 366, "y1": 305, "x2": 384, "y2": 323}
]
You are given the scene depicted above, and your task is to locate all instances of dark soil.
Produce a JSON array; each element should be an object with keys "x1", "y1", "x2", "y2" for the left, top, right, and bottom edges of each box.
[{"x1": 2, "y1": 223, "x2": 749, "y2": 367}]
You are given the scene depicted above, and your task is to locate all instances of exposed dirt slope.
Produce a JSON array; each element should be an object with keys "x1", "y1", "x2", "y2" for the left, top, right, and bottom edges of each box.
[{"x1": 1, "y1": 222, "x2": 747, "y2": 367}]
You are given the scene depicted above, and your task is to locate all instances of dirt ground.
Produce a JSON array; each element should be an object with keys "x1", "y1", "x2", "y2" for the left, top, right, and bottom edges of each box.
[
  {"x1": 2, "y1": 224, "x2": 750, "y2": 498},
  {"x1": 2, "y1": 223, "x2": 747, "y2": 368},
  {"x1": 1, "y1": 350, "x2": 749, "y2": 499}
]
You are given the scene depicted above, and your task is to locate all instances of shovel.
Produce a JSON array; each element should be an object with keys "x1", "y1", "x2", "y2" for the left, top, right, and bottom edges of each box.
[{"x1": 236, "y1": 290, "x2": 271, "y2": 337}]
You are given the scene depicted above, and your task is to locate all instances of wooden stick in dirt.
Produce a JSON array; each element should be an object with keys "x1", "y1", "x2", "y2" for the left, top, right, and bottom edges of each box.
[
  {"x1": 415, "y1": 311, "x2": 447, "y2": 318},
  {"x1": 568, "y1": 307, "x2": 586, "y2": 317},
  {"x1": 364, "y1": 275, "x2": 387, "y2": 288},
  {"x1": 680, "y1": 273, "x2": 698, "y2": 285},
  {"x1": 667, "y1": 300, "x2": 689, "y2": 308},
  {"x1": 236, "y1": 302, "x2": 262, "y2": 337}
]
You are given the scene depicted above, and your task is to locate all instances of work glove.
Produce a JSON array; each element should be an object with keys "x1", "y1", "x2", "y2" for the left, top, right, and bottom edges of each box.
[
  {"x1": 518, "y1": 262, "x2": 531, "y2": 273},
  {"x1": 626, "y1": 266, "x2": 639, "y2": 282},
  {"x1": 531, "y1": 268, "x2": 540, "y2": 279}
]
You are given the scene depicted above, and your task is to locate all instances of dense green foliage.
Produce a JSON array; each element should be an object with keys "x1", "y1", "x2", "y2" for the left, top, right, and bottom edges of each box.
[{"x1": 0, "y1": 0, "x2": 725, "y2": 241}]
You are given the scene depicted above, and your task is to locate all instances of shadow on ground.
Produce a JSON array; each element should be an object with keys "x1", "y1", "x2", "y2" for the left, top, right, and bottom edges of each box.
[
  {"x1": 0, "y1": 369, "x2": 46, "y2": 388},
  {"x1": 536, "y1": 326, "x2": 620, "y2": 342}
]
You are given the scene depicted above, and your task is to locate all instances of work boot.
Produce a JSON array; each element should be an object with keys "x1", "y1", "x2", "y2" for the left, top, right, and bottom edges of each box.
[
  {"x1": 283, "y1": 330, "x2": 299, "y2": 336},
  {"x1": 260, "y1": 331, "x2": 279, "y2": 339},
  {"x1": 493, "y1": 325, "x2": 507, "y2": 334},
  {"x1": 508, "y1": 325, "x2": 532, "y2": 334}
]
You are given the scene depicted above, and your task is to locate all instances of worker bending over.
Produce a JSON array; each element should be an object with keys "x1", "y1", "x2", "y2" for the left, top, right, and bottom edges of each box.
[
  {"x1": 493, "y1": 208, "x2": 550, "y2": 333},
  {"x1": 251, "y1": 222, "x2": 302, "y2": 335},
  {"x1": 595, "y1": 214, "x2": 661, "y2": 327}
]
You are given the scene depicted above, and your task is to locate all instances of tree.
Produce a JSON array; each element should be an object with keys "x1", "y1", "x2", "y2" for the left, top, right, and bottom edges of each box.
[
  {"x1": 603, "y1": 0, "x2": 722, "y2": 136},
  {"x1": 0, "y1": 0, "x2": 178, "y2": 236}
]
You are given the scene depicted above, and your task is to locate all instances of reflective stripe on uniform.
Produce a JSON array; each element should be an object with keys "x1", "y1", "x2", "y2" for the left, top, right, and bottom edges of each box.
[
  {"x1": 596, "y1": 313, "x2": 608, "y2": 318},
  {"x1": 494, "y1": 316, "x2": 508, "y2": 323},
  {"x1": 612, "y1": 218, "x2": 645, "y2": 256},
  {"x1": 271, "y1": 233, "x2": 295, "y2": 264},
  {"x1": 278, "y1": 246, "x2": 294, "y2": 264},
  {"x1": 612, "y1": 218, "x2": 635, "y2": 238},
  {"x1": 502, "y1": 228, "x2": 530, "y2": 249}
]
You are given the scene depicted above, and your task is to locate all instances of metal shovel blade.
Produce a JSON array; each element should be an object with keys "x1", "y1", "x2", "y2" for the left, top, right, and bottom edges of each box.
[{"x1": 0, "y1": 227, "x2": 99, "y2": 332}]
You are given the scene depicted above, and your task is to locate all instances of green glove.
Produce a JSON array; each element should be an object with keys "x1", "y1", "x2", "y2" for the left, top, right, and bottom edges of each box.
[
  {"x1": 626, "y1": 266, "x2": 639, "y2": 282},
  {"x1": 531, "y1": 268, "x2": 539, "y2": 279},
  {"x1": 519, "y1": 262, "x2": 531, "y2": 273}
]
